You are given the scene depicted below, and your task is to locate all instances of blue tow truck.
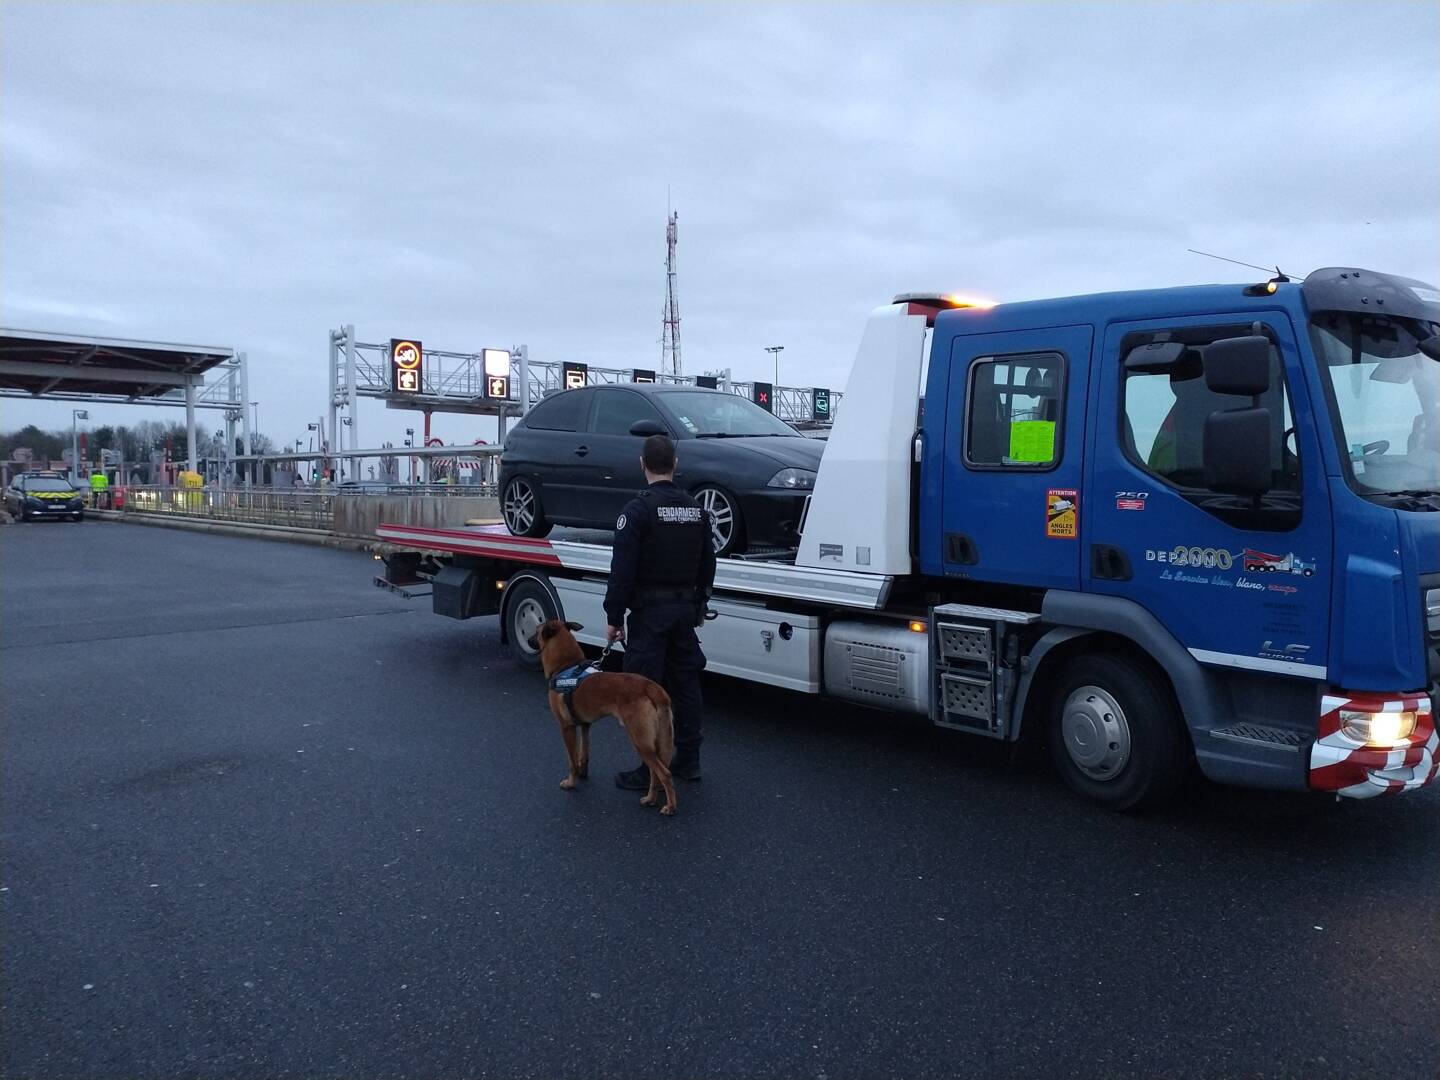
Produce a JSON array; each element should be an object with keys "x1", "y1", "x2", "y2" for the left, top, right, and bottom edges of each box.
[{"x1": 379, "y1": 267, "x2": 1440, "y2": 809}]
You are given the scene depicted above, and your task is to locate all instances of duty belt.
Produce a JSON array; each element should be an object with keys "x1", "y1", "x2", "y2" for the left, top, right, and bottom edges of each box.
[{"x1": 636, "y1": 585, "x2": 698, "y2": 604}]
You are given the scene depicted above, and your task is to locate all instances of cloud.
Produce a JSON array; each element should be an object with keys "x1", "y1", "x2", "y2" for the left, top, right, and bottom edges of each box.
[{"x1": 2, "y1": 0, "x2": 1436, "y2": 443}]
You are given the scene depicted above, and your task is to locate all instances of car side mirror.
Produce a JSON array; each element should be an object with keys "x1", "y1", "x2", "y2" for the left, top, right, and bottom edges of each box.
[
  {"x1": 629, "y1": 420, "x2": 666, "y2": 437},
  {"x1": 1204, "y1": 407, "x2": 1272, "y2": 495},
  {"x1": 1202, "y1": 335, "x2": 1271, "y2": 396}
]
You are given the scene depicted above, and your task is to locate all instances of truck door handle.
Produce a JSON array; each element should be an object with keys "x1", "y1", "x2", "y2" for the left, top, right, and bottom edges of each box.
[
  {"x1": 1090, "y1": 543, "x2": 1133, "y2": 581},
  {"x1": 573, "y1": 445, "x2": 589, "y2": 457},
  {"x1": 945, "y1": 532, "x2": 979, "y2": 565}
]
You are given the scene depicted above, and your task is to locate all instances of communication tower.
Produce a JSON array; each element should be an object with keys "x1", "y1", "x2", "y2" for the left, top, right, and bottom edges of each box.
[{"x1": 662, "y1": 211, "x2": 682, "y2": 376}]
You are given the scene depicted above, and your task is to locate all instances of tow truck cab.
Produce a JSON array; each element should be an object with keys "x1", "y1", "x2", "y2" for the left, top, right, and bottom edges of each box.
[{"x1": 905, "y1": 268, "x2": 1438, "y2": 798}]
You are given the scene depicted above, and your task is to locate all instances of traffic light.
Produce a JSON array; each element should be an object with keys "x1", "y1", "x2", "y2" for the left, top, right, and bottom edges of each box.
[
  {"x1": 752, "y1": 381, "x2": 773, "y2": 412},
  {"x1": 812, "y1": 387, "x2": 831, "y2": 421}
]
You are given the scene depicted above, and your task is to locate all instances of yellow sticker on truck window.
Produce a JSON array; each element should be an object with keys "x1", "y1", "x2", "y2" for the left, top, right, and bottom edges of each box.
[
  {"x1": 1009, "y1": 420, "x2": 1055, "y2": 463},
  {"x1": 1046, "y1": 488, "x2": 1078, "y2": 538}
]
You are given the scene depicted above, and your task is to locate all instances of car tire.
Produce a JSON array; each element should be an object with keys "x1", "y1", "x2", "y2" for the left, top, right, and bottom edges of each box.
[
  {"x1": 692, "y1": 484, "x2": 746, "y2": 557},
  {"x1": 1045, "y1": 653, "x2": 1189, "y2": 811},
  {"x1": 502, "y1": 477, "x2": 553, "y2": 539},
  {"x1": 504, "y1": 577, "x2": 560, "y2": 671}
]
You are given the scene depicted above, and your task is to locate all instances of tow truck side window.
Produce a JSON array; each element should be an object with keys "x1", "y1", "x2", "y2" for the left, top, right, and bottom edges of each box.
[
  {"x1": 1121, "y1": 323, "x2": 1299, "y2": 527},
  {"x1": 964, "y1": 351, "x2": 1065, "y2": 469}
]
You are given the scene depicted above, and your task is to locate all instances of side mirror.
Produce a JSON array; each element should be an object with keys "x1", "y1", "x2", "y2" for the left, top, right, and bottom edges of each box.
[
  {"x1": 629, "y1": 419, "x2": 666, "y2": 437},
  {"x1": 1203, "y1": 336, "x2": 1271, "y2": 396},
  {"x1": 1204, "y1": 407, "x2": 1272, "y2": 495}
]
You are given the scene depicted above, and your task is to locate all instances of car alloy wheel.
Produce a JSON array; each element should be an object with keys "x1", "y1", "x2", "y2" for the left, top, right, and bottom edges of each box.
[
  {"x1": 502, "y1": 478, "x2": 551, "y2": 538},
  {"x1": 694, "y1": 485, "x2": 742, "y2": 556}
]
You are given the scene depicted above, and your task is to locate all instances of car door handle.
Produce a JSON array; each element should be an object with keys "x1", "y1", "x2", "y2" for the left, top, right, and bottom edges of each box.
[{"x1": 573, "y1": 445, "x2": 589, "y2": 457}]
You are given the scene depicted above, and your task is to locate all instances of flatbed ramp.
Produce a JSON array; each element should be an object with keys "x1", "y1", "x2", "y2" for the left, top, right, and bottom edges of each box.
[{"x1": 375, "y1": 522, "x2": 894, "y2": 610}]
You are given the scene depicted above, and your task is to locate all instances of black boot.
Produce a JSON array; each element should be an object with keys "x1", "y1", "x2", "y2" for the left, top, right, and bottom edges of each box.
[
  {"x1": 670, "y1": 757, "x2": 702, "y2": 782},
  {"x1": 614, "y1": 764, "x2": 650, "y2": 790}
]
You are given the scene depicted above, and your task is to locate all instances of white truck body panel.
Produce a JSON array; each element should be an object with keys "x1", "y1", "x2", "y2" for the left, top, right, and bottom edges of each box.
[
  {"x1": 554, "y1": 577, "x2": 823, "y2": 692},
  {"x1": 795, "y1": 303, "x2": 929, "y2": 575}
]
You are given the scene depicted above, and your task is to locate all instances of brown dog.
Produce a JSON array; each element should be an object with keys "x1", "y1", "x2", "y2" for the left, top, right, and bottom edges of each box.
[{"x1": 528, "y1": 619, "x2": 678, "y2": 815}]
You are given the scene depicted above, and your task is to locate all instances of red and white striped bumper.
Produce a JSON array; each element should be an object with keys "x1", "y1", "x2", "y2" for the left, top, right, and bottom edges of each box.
[{"x1": 1309, "y1": 692, "x2": 1438, "y2": 799}]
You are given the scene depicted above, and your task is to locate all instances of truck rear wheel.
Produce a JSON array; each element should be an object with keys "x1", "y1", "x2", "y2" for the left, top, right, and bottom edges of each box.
[
  {"x1": 1046, "y1": 654, "x2": 1188, "y2": 810},
  {"x1": 504, "y1": 578, "x2": 559, "y2": 671}
]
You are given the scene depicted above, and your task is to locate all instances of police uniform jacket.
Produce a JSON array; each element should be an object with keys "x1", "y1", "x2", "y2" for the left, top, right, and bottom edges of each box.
[{"x1": 604, "y1": 480, "x2": 718, "y2": 626}]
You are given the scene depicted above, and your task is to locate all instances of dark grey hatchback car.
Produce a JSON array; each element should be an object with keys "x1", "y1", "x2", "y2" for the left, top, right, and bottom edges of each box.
[{"x1": 499, "y1": 384, "x2": 823, "y2": 555}]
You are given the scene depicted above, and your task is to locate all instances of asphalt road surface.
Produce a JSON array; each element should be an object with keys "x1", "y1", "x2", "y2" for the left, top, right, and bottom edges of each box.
[{"x1": 4, "y1": 521, "x2": 1438, "y2": 1079}]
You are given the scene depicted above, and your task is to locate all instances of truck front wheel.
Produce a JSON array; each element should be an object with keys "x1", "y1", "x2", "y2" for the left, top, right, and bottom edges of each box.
[{"x1": 1046, "y1": 654, "x2": 1189, "y2": 810}]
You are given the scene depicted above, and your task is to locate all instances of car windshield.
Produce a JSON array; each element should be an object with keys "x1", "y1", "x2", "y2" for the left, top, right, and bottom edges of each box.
[
  {"x1": 1309, "y1": 311, "x2": 1440, "y2": 496},
  {"x1": 24, "y1": 477, "x2": 76, "y2": 492},
  {"x1": 658, "y1": 391, "x2": 798, "y2": 437}
]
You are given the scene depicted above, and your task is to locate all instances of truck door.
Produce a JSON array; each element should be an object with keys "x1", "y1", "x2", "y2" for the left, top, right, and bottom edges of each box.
[
  {"x1": 1085, "y1": 314, "x2": 1332, "y2": 679},
  {"x1": 941, "y1": 325, "x2": 1093, "y2": 589}
]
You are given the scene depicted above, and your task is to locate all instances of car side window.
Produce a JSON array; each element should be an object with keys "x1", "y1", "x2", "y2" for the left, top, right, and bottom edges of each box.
[
  {"x1": 1121, "y1": 323, "x2": 1300, "y2": 527},
  {"x1": 524, "y1": 389, "x2": 588, "y2": 432},
  {"x1": 591, "y1": 390, "x2": 664, "y2": 436},
  {"x1": 964, "y1": 351, "x2": 1065, "y2": 470}
]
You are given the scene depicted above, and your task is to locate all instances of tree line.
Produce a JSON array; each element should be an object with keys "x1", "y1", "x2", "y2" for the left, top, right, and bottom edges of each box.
[{"x1": 1, "y1": 421, "x2": 276, "y2": 464}]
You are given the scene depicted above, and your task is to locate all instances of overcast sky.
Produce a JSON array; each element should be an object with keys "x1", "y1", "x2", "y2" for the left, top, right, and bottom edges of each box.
[{"x1": 3, "y1": 0, "x2": 1437, "y2": 450}]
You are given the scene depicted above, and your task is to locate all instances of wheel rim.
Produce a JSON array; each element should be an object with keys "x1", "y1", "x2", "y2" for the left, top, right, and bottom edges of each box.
[
  {"x1": 503, "y1": 480, "x2": 536, "y2": 533},
  {"x1": 1060, "y1": 684, "x2": 1132, "y2": 781},
  {"x1": 512, "y1": 596, "x2": 546, "y2": 656},
  {"x1": 697, "y1": 487, "x2": 735, "y2": 551}
]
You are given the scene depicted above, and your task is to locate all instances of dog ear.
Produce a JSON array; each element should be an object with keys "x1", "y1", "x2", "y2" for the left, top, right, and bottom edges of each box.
[{"x1": 564, "y1": 621, "x2": 583, "y2": 632}]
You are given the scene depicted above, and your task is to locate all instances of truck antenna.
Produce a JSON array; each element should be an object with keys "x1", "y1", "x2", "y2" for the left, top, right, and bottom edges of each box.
[{"x1": 1187, "y1": 248, "x2": 1300, "y2": 281}]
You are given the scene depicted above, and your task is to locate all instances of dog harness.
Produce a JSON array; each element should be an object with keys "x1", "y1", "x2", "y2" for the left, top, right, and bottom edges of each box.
[{"x1": 548, "y1": 662, "x2": 601, "y2": 725}]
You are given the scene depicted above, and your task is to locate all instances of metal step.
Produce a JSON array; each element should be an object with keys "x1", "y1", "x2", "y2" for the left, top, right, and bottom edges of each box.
[{"x1": 1209, "y1": 723, "x2": 1306, "y2": 749}]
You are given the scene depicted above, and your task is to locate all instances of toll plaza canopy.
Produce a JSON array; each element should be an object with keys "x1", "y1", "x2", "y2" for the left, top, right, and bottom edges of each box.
[{"x1": 0, "y1": 328, "x2": 246, "y2": 471}]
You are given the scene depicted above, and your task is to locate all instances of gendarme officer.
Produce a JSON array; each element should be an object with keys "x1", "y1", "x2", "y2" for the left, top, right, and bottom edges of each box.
[{"x1": 606, "y1": 434, "x2": 716, "y2": 789}]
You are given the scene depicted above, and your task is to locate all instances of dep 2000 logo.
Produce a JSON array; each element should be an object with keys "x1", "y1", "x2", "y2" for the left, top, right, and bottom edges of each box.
[{"x1": 1145, "y1": 546, "x2": 1235, "y2": 570}]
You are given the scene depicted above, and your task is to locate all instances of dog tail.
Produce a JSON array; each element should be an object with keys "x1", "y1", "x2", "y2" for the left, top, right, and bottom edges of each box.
[{"x1": 652, "y1": 689, "x2": 675, "y2": 763}]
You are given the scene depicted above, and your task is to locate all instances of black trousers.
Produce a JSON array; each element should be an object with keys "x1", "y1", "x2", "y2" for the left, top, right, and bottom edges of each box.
[{"x1": 624, "y1": 602, "x2": 705, "y2": 765}]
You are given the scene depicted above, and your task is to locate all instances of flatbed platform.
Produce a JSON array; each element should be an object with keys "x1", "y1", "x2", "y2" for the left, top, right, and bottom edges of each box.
[{"x1": 375, "y1": 521, "x2": 894, "y2": 610}]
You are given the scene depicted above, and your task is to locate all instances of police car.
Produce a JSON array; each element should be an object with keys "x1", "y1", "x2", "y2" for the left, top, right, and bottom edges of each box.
[{"x1": 4, "y1": 471, "x2": 85, "y2": 521}]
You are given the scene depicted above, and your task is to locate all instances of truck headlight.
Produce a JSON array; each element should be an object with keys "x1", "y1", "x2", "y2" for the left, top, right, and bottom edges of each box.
[
  {"x1": 766, "y1": 468, "x2": 817, "y2": 490},
  {"x1": 1340, "y1": 708, "x2": 1418, "y2": 746}
]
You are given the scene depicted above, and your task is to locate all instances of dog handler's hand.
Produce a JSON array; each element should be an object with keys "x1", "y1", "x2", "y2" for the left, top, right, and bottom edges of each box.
[{"x1": 607, "y1": 624, "x2": 625, "y2": 644}]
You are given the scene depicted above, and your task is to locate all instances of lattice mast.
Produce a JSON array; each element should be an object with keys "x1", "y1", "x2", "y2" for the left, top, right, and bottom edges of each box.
[{"x1": 662, "y1": 210, "x2": 682, "y2": 376}]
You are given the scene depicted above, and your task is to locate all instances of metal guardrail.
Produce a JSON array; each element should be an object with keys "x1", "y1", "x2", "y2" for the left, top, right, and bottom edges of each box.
[
  {"x1": 119, "y1": 484, "x2": 503, "y2": 532},
  {"x1": 121, "y1": 487, "x2": 338, "y2": 530}
]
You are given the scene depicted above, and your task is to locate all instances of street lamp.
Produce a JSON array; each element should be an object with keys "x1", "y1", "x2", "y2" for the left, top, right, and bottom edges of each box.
[
  {"x1": 765, "y1": 345, "x2": 784, "y2": 386},
  {"x1": 70, "y1": 409, "x2": 89, "y2": 483}
]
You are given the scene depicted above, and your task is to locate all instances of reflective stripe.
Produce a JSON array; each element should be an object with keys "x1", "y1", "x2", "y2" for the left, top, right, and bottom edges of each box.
[{"x1": 1187, "y1": 647, "x2": 1327, "y2": 679}]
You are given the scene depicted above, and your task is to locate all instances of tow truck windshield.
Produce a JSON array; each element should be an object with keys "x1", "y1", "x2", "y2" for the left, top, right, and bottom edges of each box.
[{"x1": 1310, "y1": 311, "x2": 1440, "y2": 501}]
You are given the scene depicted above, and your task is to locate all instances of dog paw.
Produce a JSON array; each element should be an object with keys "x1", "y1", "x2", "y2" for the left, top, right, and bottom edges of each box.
[
  {"x1": 661, "y1": 805, "x2": 676, "y2": 816},
  {"x1": 560, "y1": 777, "x2": 577, "y2": 790},
  {"x1": 639, "y1": 794, "x2": 656, "y2": 806}
]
